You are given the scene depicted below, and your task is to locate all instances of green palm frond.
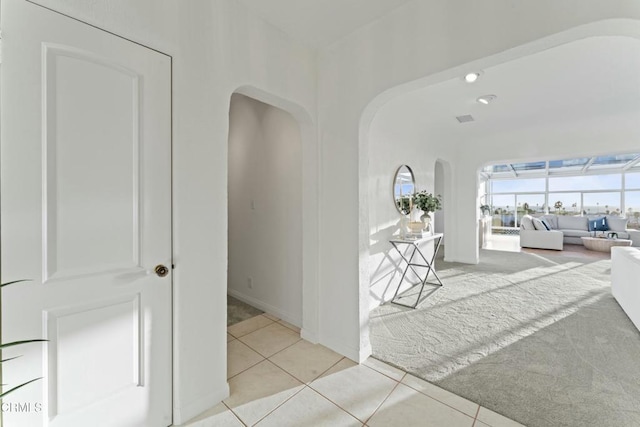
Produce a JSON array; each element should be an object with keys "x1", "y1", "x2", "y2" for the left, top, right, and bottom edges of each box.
[
  {"x1": 1, "y1": 279, "x2": 46, "y2": 400},
  {"x1": 0, "y1": 378, "x2": 43, "y2": 399},
  {"x1": 0, "y1": 279, "x2": 31, "y2": 288},
  {"x1": 0, "y1": 340, "x2": 48, "y2": 350}
]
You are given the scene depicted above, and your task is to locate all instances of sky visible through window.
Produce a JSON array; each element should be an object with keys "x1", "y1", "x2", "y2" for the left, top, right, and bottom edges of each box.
[{"x1": 486, "y1": 166, "x2": 640, "y2": 229}]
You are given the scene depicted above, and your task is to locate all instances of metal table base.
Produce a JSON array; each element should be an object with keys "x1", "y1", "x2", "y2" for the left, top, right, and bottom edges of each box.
[{"x1": 389, "y1": 233, "x2": 443, "y2": 309}]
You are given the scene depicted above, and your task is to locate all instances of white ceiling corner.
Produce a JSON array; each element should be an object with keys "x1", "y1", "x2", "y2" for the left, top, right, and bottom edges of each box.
[{"x1": 234, "y1": 0, "x2": 414, "y2": 48}]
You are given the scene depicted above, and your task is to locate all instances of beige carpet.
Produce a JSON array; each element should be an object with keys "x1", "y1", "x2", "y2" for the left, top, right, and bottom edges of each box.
[{"x1": 370, "y1": 249, "x2": 640, "y2": 427}]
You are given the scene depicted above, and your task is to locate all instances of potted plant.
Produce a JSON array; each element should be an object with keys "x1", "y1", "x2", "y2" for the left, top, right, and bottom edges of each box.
[
  {"x1": 480, "y1": 204, "x2": 491, "y2": 216},
  {"x1": 413, "y1": 191, "x2": 442, "y2": 230}
]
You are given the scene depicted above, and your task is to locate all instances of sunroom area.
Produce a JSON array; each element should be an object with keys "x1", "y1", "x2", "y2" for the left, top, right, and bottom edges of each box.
[{"x1": 479, "y1": 153, "x2": 640, "y2": 251}]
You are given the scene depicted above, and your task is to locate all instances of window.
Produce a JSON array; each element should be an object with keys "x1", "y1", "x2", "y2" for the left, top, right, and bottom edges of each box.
[
  {"x1": 548, "y1": 158, "x2": 590, "y2": 169},
  {"x1": 625, "y1": 191, "x2": 640, "y2": 229},
  {"x1": 491, "y1": 178, "x2": 545, "y2": 193},
  {"x1": 626, "y1": 172, "x2": 640, "y2": 190},
  {"x1": 548, "y1": 175, "x2": 621, "y2": 192},
  {"x1": 547, "y1": 193, "x2": 581, "y2": 215},
  {"x1": 484, "y1": 154, "x2": 640, "y2": 228},
  {"x1": 511, "y1": 162, "x2": 546, "y2": 172},
  {"x1": 516, "y1": 194, "x2": 545, "y2": 215},
  {"x1": 582, "y1": 192, "x2": 620, "y2": 215},
  {"x1": 490, "y1": 194, "x2": 515, "y2": 227}
]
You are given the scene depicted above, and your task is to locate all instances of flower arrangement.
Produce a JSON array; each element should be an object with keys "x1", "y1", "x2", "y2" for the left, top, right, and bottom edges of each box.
[{"x1": 412, "y1": 191, "x2": 442, "y2": 216}]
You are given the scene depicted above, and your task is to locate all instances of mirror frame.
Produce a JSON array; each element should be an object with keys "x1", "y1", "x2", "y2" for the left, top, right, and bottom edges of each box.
[{"x1": 393, "y1": 165, "x2": 415, "y2": 216}]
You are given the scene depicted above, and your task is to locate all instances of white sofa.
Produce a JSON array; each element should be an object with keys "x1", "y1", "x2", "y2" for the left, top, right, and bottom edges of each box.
[
  {"x1": 520, "y1": 214, "x2": 640, "y2": 250},
  {"x1": 520, "y1": 228, "x2": 563, "y2": 250},
  {"x1": 611, "y1": 246, "x2": 640, "y2": 332}
]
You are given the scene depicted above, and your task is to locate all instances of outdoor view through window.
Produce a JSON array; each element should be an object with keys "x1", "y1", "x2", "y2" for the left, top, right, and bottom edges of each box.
[{"x1": 481, "y1": 154, "x2": 640, "y2": 232}]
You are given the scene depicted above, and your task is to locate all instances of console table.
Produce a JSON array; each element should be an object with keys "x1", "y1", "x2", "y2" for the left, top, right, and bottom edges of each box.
[{"x1": 389, "y1": 233, "x2": 443, "y2": 308}]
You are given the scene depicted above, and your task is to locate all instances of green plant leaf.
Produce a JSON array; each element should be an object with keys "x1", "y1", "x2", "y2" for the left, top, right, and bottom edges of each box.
[
  {"x1": 0, "y1": 339, "x2": 48, "y2": 349},
  {"x1": 0, "y1": 356, "x2": 23, "y2": 363},
  {"x1": 0, "y1": 378, "x2": 42, "y2": 400}
]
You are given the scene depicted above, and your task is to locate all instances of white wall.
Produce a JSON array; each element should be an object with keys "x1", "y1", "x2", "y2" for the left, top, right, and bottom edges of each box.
[
  {"x1": 228, "y1": 94, "x2": 302, "y2": 325},
  {"x1": 366, "y1": 100, "x2": 455, "y2": 309},
  {"x1": 317, "y1": 1, "x2": 640, "y2": 362},
  {"x1": 7, "y1": 0, "x2": 640, "y2": 423},
  {"x1": 434, "y1": 161, "x2": 445, "y2": 235},
  {"x1": 3, "y1": 0, "x2": 317, "y2": 424}
]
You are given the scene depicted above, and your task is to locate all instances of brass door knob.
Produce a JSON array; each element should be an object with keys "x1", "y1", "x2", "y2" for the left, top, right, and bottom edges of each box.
[{"x1": 155, "y1": 264, "x2": 169, "y2": 277}]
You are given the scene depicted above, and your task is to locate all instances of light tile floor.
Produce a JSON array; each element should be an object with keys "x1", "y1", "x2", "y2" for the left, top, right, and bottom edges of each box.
[{"x1": 183, "y1": 314, "x2": 524, "y2": 427}]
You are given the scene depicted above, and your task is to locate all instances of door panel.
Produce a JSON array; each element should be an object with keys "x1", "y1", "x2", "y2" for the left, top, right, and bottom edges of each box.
[
  {"x1": 46, "y1": 294, "x2": 141, "y2": 416},
  {"x1": 44, "y1": 46, "x2": 141, "y2": 280},
  {"x1": 1, "y1": 2, "x2": 172, "y2": 426}
]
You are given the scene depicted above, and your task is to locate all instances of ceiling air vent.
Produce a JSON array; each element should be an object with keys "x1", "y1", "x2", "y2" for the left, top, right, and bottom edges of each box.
[{"x1": 456, "y1": 114, "x2": 474, "y2": 123}]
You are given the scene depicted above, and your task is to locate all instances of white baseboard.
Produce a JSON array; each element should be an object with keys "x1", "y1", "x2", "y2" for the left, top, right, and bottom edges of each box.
[
  {"x1": 228, "y1": 288, "x2": 300, "y2": 327},
  {"x1": 173, "y1": 383, "x2": 229, "y2": 426},
  {"x1": 300, "y1": 327, "x2": 318, "y2": 343}
]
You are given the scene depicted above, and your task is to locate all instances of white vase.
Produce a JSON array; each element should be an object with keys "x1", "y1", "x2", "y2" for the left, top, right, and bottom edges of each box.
[
  {"x1": 399, "y1": 216, "x2": 410, "y2": 239},
  {"x1": 420, "y1": 212, "x2": 431, "y2": 231}
]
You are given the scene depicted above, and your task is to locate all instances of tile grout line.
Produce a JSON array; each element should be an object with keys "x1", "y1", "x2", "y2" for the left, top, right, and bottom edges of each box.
[
  {"x1": 226, "y1": 359, "x2": 307, "y2": 426},
  {"x1": 362, "y1": 377, "x2": 402, "y2": 426},
  {"x1": 226, "y1": 340, "x2": 267, "y2": 381},
  {"x1": 249, "y1": 361, "x2": 309, "y2": 427},
  {"x1": 400, "y1": 378, "x2": 480, "y2": 420},
  {"x1": 235, "y1": 324, "x2": 302, "y2": 358},
  {"x1": 304, "y1": 357, "x2": 366, "y2": 421},
  {"x1": 305, "y1": 359, "x2": 397, "y2": 425},
  {"x1": 243, "y1": 335, "x2": 303, "y2": 359},
  {"x1": 222, "y1": 401, "x2": 248, "y2": 427},
  {"x1": 306, "y1": 381, "x2": 366, "y2": 424},
  {"x1": 226, "y1": 356, "x2": 265, "y2": 381},
  {"x1": 362, "y1": 359, "x2": 407, "y2": 382},
  {"x1": 472, "y1": 405, "x2": 482, "y2": 427},
  {"x1": 227, "y1": 315, "x2": 277, "y2": 339},
  {"x1": 251, "y1": 386, "x2": 307, "y2": 426},
  {"x1": 227, "y1": 331, "x2": 303, "y2": 381},
  {"x1": 227, "y1": 328, "x2": 303, "y2": 381}
]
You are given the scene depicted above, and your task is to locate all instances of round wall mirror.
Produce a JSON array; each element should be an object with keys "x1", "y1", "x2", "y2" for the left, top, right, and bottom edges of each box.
[{"x1": 393, "y1": 165, "x2": 415, "y2": 215}]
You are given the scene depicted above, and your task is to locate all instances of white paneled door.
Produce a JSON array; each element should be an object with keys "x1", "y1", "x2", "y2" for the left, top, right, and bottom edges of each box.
[{"x1": 1, "y1": 1, "x2": 172, "y2": 426}]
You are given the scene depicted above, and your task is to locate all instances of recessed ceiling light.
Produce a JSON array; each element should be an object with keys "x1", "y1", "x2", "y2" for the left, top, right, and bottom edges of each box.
[
  {"x1": 464, "y1": 72, "x2": 481, "y2": 83},
  {"x1": 477, "y1": 94, "x2": 497, "y2": 105}
]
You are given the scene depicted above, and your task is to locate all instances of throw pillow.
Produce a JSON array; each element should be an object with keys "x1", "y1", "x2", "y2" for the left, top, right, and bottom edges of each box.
[
  {"x1": 606, "y1": 216, "x2": 628, "y2": 232},
  {"x1": 588, "y1": 216, "x2": 608, "y2": 232},
  {"x1": 532, "y1": 217, "x2": 547, "y2": 231},
  {"x1": 520, "y1": 215, "x2": 535, "y2": 230},
  {"x1": 541, "y1": 215, "x2": 558, "y2": 229},
  {"x1": 540, "y1": 219, "x2": 551, "y2": 230}
]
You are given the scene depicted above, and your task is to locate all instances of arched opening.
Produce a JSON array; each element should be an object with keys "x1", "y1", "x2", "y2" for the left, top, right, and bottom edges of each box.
[
  {"x1": 226, "y1": 88, "x2": 318, "y2": 341},
  {"x1": 227, "y1": 92, "x2": 303, "y2": 325},
  {"x1": 361, "y1": 22, "x2": 640, "y2": 427}
]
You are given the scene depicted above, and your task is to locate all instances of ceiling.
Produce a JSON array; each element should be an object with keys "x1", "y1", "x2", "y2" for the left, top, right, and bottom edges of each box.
[
  {"x1": 374, "y1": 35, "x2": 640, "y2": 152},
  {"x1": 234, "y1": 0, "x2": 414, "y2": 47},
  {"x1": 484, "y1": 154, "x2": 640, "y2": 179}
]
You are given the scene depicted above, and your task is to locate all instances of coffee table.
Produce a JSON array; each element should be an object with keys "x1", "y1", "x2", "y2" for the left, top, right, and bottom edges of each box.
[{"x1": 581, "y1": 236, "x2": 632, "y2": 252}]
